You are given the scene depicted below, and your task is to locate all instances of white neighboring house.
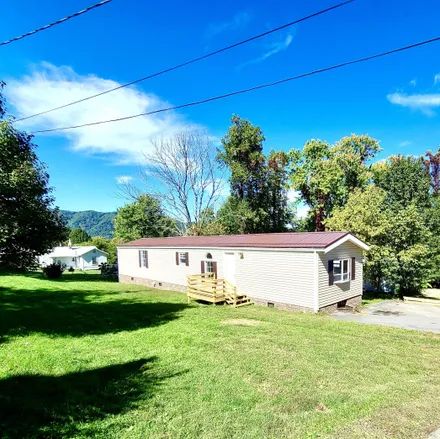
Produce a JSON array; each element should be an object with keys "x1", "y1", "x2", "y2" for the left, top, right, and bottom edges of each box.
[{"x1": 39, "y1": 240, "x2": 108, "y2": 270}]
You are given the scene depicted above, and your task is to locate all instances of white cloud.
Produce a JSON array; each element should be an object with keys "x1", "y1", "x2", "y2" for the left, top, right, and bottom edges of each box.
[
  {"x1": 116, "y1": 175, "x2": 133, "y2": 184},
  {"x1": 387, "y1": 92, "x2": 440, "y2": 116},
  {"x1": 238, "y1": 32, "x2": 294, "y2": 70},
  {"x1": 410, "y1": 79, "x2": 417, "y2": 87},
  {"x1": 7, "y1": 63, "x2": 201, "y2": 164},
  {"x1": 434, "y1": 73, "x2": 440, "y2": 85},
  {"x1": 399, "y1": 140, "x2": 411, "y2": 147},
  {"x1": 206, "y1": 11, "x2": 250, "y2": 38}
]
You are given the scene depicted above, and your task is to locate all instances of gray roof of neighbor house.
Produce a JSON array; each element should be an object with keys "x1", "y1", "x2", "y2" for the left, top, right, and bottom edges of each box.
[{"x1": 117, "y1": 232, "x2": 360, "y2": 250}]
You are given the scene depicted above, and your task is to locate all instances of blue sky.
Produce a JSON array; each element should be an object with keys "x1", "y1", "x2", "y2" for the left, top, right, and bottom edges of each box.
[{"x1": 1, "y1": 0, "x2": 440, "y2": 212}]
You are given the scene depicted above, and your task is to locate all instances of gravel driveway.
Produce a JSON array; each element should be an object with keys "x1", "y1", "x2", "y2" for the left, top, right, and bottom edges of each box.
[{"x1": 331, "y1": 301, "x2": 440, "y2": 333}]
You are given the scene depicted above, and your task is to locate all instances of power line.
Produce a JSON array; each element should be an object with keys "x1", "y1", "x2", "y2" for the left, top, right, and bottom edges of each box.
[
  {"x1": 0, "y1": 0, "x2": 112, "y2": 47},
  {"x1": 16, "y1": 0, "x2": 354, "y2": 122},
  {"x1": 30, "y1": 35, "x2": 440, "y2": 135}
]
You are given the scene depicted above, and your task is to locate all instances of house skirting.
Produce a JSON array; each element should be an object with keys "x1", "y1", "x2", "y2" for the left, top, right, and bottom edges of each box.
[
  {"x1": 318, "y1": 295, "x2": 362, "y2": 312},
  {"x1": 250, "y1": 298, "x2": 314, "y2": 313},
  {"x1": 119, "y1": 275, "x2": 362, "y2": 313},
  {"x1": 119, "y1": 274, "x2": 186, "y2": 293}
]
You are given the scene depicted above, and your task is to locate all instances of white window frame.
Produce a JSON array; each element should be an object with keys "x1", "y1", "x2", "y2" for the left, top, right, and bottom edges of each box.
[
  {"x1": 334, "y1": 259, "x2": 350, "y2": 284},
  {"x1": 141, "y1": 250, "x2": 148, "y2": 268},
  {"x1": 205, "y1": 260, "x2": 214, "y2": 273},
  {"x1": 179, "y1": 252, "x2": 187, "y2": 264}
]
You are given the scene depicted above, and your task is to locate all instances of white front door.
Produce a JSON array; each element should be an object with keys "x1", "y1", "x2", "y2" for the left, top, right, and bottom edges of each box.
[{"x1": 223, "y1": 252, "x2": 236, "y2": 284}]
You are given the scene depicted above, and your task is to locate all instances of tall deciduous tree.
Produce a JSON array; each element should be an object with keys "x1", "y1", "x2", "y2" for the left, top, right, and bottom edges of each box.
[
  {"x1": 114, "y1": 195, "x2": 176, "y2": 242},
  {"x1": 120, "y1": 130, "x2": 224, "y2": 234},
  {"x1": 289, "y1": 134, "x2": 381, "y2": 231},
  {"x1": 69, "y1": 228, "x2": 91, "y2": 244},
  {"x1": 326, "y1": 187, "x2": 432, "y2": 296},
  {"x1": 217, "y1": 115, "x2": 292, "y2": 233},
  {"x1": 0, "y1": 120, "x2": 67, "y2": 269},
  {"x1": 424, "y1": 147, "x2": 440, "y2": 196},
  {"x1": 372, "y1": 155, "x2": 431, "y2": 209}
]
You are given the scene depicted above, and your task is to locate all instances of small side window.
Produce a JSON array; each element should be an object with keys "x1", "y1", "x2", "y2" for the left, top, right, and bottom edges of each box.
[
  {"x1": 141, "y1": 250, "x2": 148, "y2": 268},
  {"x1": 333, "y1": 259, "x2": 350, "y2": 283},
  {"x1": 179, "y1": 252, "x2": 187, "y2": 264}
]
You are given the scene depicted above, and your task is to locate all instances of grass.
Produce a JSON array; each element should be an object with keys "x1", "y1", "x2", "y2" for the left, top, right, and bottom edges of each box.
[{"x1": 1, "y1": 273, "x2": 440, "y2": 439}]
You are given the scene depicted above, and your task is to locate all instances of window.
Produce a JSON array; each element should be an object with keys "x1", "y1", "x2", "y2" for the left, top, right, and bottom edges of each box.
[
  {"x1": 205, "y1": 261, "x2": 214, "y2": 273},
  {"x1": 334, "y1": 259, "x2": 350, "y2": 283},
  {"x1": 72, "y1": 258, "x2": 75, "y2": 262},
  {"x1": 141, "y1": 250, "x2": 148, "y2": 268},
  {"x1": 176, "y1": 251, "x2": 189, "y2": 266},
  {"x1": 92, "y1": 256, "x2": 97, "y2": 265}
]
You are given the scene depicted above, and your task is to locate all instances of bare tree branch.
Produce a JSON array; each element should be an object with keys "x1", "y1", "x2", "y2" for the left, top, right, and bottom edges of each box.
[{"x1": 140, "y1": 129, "x2": 225, "y2": 234}]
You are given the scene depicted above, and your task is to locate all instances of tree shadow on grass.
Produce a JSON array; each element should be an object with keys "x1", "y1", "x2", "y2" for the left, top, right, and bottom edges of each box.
[
  {"x1": 0, "y1": 357, "x2": 184, "y2": 438},
  {"x1": 0, "y1": 286, "x2": 188, "y2": 342}
]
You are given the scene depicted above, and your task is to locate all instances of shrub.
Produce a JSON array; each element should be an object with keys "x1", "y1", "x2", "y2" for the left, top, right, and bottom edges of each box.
[
  {"x1": 99, "y1": 263, "x2": 118, "y2": 281},
  {"x1": 42, "y1": 263, "x2": 64, "y2": 279},
  {"x1": 68, "y1": 267, "x2": 75, "y2": 272}
]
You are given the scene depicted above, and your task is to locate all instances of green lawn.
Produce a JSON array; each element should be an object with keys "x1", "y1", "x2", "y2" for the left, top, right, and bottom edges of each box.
[{"x1": 1, "y1": 272, "x2": 440, "y2": 439}]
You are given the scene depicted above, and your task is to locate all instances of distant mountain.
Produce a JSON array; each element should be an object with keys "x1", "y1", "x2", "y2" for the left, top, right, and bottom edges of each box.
[{"x1": 61, "y1": 210, "x2": 116, "y2": 238}]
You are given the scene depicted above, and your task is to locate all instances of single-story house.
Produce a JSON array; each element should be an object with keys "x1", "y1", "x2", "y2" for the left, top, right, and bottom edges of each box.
[
  {"x1": 117, "y1": 232, "x2": 369, "y2": 312},
  {"x1": 38, "y1": 242, "x2": 108, "y2": 270}
]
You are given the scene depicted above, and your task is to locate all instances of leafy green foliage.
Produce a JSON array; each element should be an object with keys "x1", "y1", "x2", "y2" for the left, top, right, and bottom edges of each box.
[
  {"x1": 217, "y1": 115, "x2": 292, "y2": 233},
  {"x1": 42, "y1": 263, "x2": 64, "y2": 279},
  {"x1": 217, "y1": 197, "x2": 262, "y2": 235},
  {"x1": 290, "y1": 134, "x2": 381, "y2": 231},
  {"x1": 0, "y1": 121, "x2": 67, "y2": 269},
  {"x1": 99, "y1": 262, "x2": 118, "y2": 280},
  {"x1": 186, "y1": 208, "x2": 227, "y2": 236},
  {"x1": 61, "y1": 210, "x2": 116, "y2": 238},
  {"x1": 69, "y1": 228, "x2": 91, "y2": 244},
  {"x1": 326, "y1": 187, "x2": 432, "y2": 296},
  {"x1": 114, "y1": 195, "x2": 176, "y2": 242},
  {"x1": 372, "y1": 155, "x2": 431, "y2": 209}
]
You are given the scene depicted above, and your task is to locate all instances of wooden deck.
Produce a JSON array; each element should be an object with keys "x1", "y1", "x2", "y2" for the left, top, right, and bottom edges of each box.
[{"x1": 187, "y1": 273, "x2": 252, "y2": 308}]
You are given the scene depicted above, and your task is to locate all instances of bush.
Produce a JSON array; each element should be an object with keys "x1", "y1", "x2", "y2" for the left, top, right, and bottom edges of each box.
[
  {"x1": 99, "y1": 263, "x2": 118, "y2": 281},
  {"x1": 42, "y1": 263, "x2": 64, "y2": 279},
  {"x1": 68, "y1": 267, "x2": 75, "y2": 272}
]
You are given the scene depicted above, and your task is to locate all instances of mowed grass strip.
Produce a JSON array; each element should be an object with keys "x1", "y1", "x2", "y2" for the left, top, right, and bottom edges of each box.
[{"x1": 0, "y1": 272, "x2": 440, "y2": 439}]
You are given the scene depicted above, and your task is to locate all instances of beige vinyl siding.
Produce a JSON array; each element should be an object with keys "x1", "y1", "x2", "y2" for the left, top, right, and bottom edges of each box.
[
  {"x1": 235, "y1": 250, "x2": 315, "y2": 309},
  {"x1": 318, "y1": 242, "x2": 363, "y2": 308},
  {"x1": 117, "y1": 248, "x2": 225, "y2": 287}
]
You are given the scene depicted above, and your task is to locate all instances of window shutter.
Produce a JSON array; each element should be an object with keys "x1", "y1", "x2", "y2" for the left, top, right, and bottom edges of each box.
[
  {"x1": 328, "y1": 260, "x2": 334, "y2": 286},
  {"x1": 351, "y1": 257, "x2": 356, "y2": 281},
  {"x1": 138, "y1": 250, "x2": 142, "y2": 268},
  {"x1": 201, "y1": 261, "x2": 205, "y2": 273},
  {"x1": 145, "y1": 251, "x2": 149, "y2": 268},
  {"x1": 176, "y1": 252, "x2": 179, "y2": 265},
  {"x1": 212, "y1": 261, "x2": 218, "y2": 279},
  {"x1": 185, "y1": 252, "x2": 189, "y2": 266}
]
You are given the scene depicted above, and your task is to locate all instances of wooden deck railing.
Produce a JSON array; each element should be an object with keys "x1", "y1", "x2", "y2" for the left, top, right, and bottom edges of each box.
[{"x1": 187, "y1": 273, "x2": 252, "y2": 307}]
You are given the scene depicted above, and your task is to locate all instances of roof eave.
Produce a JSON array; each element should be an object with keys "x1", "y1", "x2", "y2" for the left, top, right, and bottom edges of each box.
[{"x1": 323, "y1": 234, "x2": 370, "y2": 253}]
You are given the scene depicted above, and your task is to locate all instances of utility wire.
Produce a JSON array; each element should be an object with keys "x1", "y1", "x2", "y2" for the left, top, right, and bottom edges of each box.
[
  {"x1": 16, "y1": 0, "x2": 354, "y2": 122},
  {"x1": 31, "y1": 35, "x2": 440, "y2": 135},
  {"x1": 0, "y1": 0, "x2": 112, "y2": 47}
]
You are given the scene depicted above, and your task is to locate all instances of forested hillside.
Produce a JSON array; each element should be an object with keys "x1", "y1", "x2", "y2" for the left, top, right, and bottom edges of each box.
[{"x1": 61, "y1": 210, "x2": 116, "y2": 238}]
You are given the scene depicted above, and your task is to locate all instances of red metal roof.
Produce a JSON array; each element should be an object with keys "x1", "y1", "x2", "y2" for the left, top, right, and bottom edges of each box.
[{"x1": 118, "y1": 232, "x2": 349, "y2": 249}]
